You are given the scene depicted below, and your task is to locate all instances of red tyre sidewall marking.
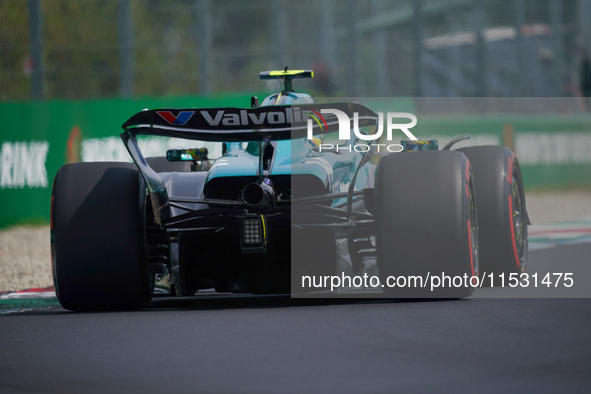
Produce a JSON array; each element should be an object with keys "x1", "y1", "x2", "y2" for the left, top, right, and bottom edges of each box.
[
  {"x1": 465, "y1": 159, "x2": 470, "y2": 199},
  {"x1": 508, "y1": 195, "x2": 521, "y2": 270},
  {"x1": 467, "y1": 219, "x2": 475, "y2": 278},
  {"x1": 506, "y1": 156, "x2": 521, "y2": 270}
]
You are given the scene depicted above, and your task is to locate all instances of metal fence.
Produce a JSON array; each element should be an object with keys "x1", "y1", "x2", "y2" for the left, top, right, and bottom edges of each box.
[{"x1": 1, "y1": 0, "x2": 591, "y2": 101}]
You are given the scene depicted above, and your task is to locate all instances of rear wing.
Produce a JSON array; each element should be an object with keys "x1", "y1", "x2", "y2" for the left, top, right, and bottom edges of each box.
[
  {"x1": 120, "y1": 102, "x2": 378, "y2": 225},
  {"x1": 121, "y1": 103, "x2": 378, "y2": 142}
]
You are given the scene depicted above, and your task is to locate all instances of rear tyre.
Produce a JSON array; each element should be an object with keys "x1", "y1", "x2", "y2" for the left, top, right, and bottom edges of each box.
[
  {"x1": 457, "y1": 146, "x2": 528, "y2": 276},
  {"x1": 375, "y1": 151, "x2": 478, "y2": 298},
  {"x1": 51, "y1": 162, "x2": 152, "y2": 311}
]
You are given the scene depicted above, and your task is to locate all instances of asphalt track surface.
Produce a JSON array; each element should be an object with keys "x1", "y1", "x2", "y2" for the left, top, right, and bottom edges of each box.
[{"x1": 1, "y1": 243, "x2": 591, "y2": 393}]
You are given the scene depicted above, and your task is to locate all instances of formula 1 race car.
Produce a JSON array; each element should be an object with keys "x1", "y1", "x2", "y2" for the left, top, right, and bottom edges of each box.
[{"x1": 51, "y1": 69, "x2": 529, "y2": 311}]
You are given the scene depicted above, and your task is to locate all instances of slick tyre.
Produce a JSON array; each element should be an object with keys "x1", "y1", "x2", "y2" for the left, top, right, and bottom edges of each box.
[
  {"x1": 51, "y1": 162, "x2": 152, "y2": 311},
  {"x1": 457, "y1": 146, "x2": 528, "y2": 276},
  {"x1": 375, "y1": 151, "x2": 478, "y2": 298}
]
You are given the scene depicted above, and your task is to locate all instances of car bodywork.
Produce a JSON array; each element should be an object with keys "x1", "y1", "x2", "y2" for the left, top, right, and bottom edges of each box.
[
  {"x1": 120, "y1": 71, "x2": 382, "y2": 295},
  {"x1": 52, "y1": 69, "x2": 529, "y2": 311}
]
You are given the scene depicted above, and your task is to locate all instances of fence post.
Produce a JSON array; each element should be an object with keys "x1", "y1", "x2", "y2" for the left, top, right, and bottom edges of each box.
[
  {"x1": 118, "y1": 0, "x2": 134, "y2": 98},
  {"x1": 550, "y1": 0, "x2": 565, "y2": 96},
  {"x1": 514, "y1": 0, "x2": 526, "y2": 96},
  {"x1": 582, "y1": 0, "x2": 591, "y2": 59},
  {"x1": 413, "y1": 0, "x2": 423, "y2": 97},
  {"x1": 272, "y1": 0, "x2": 288, "y2": 69},
  {"x1": 473, "y1": 0, "x2": 487, "y2": 98},
  {"x1": 372, "y1": 0, "x2": 388, "y2": 97},
  {"x1": 321, "y1": 0, "x2": 336, "y2": 82},
  {"x1": 197, "y1": 0, "x2": 213, "y2": 95},
  {"x1": 347, "y1": 0, "x2": 360, "y2": 97},
  {"x1": 27, "y1": 0, "x2": 44, "y2": 100}
]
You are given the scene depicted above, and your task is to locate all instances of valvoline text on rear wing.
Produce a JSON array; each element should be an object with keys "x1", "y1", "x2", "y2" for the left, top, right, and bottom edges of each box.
[{"x1": 121, "y1": 102, "x2": 378, "y2": 142}]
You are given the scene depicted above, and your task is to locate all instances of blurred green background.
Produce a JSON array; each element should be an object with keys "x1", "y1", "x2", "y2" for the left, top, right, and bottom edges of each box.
[{"x1": 1, "y1": 0, "x2": 591, "y2": 228}]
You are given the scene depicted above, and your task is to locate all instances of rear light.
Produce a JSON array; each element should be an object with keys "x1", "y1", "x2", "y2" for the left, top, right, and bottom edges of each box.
[{"x1": 242, "y1": 217, "x2": 263, "y2": 246}]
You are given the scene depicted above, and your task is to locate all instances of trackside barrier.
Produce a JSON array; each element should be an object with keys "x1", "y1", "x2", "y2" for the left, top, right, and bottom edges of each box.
[
  {"x1": 0, "y1": 95, "x2": 255, "y2": 228},
  {"x1": 413, "y1": 116, "x2": 591, "y2": 190},
  {"x1": 1, "y1": 98, "x2": 591, "y2": 228}
]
